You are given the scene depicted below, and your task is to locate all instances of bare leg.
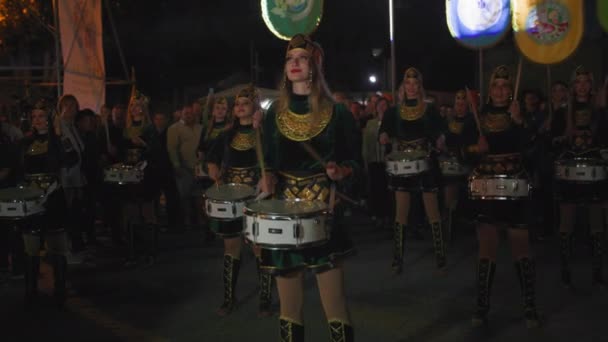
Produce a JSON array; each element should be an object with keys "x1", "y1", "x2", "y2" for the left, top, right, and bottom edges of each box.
[
  {"x1": 276, "y1": 270, "x2": 305, "y2": 323},
  {"x1": 317, "y1": 264, "x2": 354, "y2": 341},
  {"x1": 423, "y1": 192, "x2": 445, "y2": 268}
]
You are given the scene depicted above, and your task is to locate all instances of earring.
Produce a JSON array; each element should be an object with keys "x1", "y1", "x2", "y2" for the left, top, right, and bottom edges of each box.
[
  {"x1": 282, "y1": 76, "x2": 287, "y2": 89},
  {"x1": 308, "y1": 70, "x2": 313, "y2": 85}
]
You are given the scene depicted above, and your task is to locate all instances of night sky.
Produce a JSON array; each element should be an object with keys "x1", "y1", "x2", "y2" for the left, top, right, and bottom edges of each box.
[{"x1": 106, "y1": 0, "x2": 479, "y2": 104}]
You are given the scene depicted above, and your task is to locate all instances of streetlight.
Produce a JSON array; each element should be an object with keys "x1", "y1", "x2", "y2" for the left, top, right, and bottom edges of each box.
[{"x1": 369, "y1": 75, "x2": 377, "y2": 84}]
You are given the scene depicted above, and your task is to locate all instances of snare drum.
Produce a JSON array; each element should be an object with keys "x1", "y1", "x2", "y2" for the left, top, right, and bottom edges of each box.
[
  {"x1": 439, "y1": 156, "x2": 469, "y2": 177},
  {"x1": 469, "y1": 174, "x2": 531, "y2": 200},
  {"x1": 204, "y1": 183, "x2": 255, "y2": 221},
  {"x1": 103, "y1": 163, "x2": 144, "y2": 184},
  {"x1": 554, "y1": 158, "x2": 607, "y2": 183},
  {"x1": 0, "y1": 186, "x2": 46, "y2": 218},
  {"x1": 125, "y1": 148, "x2": 143, "y2": 165},
  {"x1": 243, "y1": 199, "x2": 329, "y2": 249},
  {"x1": 386, "y1": 150, "x2": 430, "y2": 177},
  {"x1": 24, "y1": 173, "x2": 58, "y2": 194}
]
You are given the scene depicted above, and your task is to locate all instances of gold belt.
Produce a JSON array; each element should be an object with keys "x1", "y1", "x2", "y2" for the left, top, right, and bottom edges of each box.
[
  {"x1": 477, "y1": 153, "x2": 524, "y2": 175},
  {"x1": 277, "y1": 171, "x2": 330, "y2": 202},
  {"x1": 225, "y1": 167, "x2": 258, "y2": 187},
  {"x1": 396, "y1": 138, "x2": 428, "y2": 153}
]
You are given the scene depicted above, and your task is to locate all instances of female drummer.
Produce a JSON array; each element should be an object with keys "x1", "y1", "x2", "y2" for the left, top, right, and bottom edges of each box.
[
  {"x1": 379, "y1": 67, "x2": 446, "y2": 274},
  {"x1": 198, "y1": 96, "x2": 231, "y2": 161},
  {"x1": 122, "y1": 94, "x2": 158, "y2": 227},
  {"x1": 466, "y1": 65, "x2": 539, "y2": 328},
  {"x1": 20, "y1": 102, "x2": 69, "y2": 307},
  {"x1": 557, "y1": 66, "x2": 607, "y2": 288},
  {"x1": 206, "y1": 85, "x2": 274, "y2": 317},
  {"x1": 440, "y1": 90, "x2": 478, "y2": 240},
  {"x1": 259, "y1": 34, "x2": 359, "y2": 342}
]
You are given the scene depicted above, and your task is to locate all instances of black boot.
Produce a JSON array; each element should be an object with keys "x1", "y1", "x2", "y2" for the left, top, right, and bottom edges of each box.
[
  {"x1": 217, "y1": 254, "x2": 240, "y2": 316},
  {"x1": 328, "y1": 320, "x2": 354, "y2": 342},
  {"x1": 559, "y1": 232, "x2": 572, "y2": 288},
  {"x1": 257, "y1": 259, "x2": 273, "y2": 317},
  {"x1": 430, "y1": 221, "x2": 447, "y2": 269},
  {"x1": 24, "y1": 256, "x2": 40, "y2": 309},
  {"x1": 50, "y1": 254, "x2": 68, "y2": 308},
  {"x1": 471, "y1": 258, "x2": 495, "y2": 327},
  {"x1": 591, "y1": 232, "x2": 605, "y2": 287},
  {"x1": 391, "y1": 223, "x2": 406, "y2": 275},
  {"x1": 279, "y1": 317, "x2": 304, "y2": 342},
  {"x1": 515, "y1": 257, "x2": 541, "y2": 328}
]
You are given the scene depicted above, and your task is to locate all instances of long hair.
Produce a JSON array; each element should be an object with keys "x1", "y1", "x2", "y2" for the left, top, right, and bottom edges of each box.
[
  {"x1": 276, "y1": 50, "x2": 334, "y2": 125},
  {"x1": 397, "y1": 68, "x2": 426, "y2": 104},
  {"x1": 565, "y1": 69, "x2": 596, "y2": 137},
  {"x1": 126, "y1": 101, "x2": 150, "y2": 129}
]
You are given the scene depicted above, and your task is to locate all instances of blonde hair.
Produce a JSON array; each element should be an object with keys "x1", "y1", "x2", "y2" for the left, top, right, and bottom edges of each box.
[{"x1": 126, "y1": 101, "x2": 150, "y2": 128}]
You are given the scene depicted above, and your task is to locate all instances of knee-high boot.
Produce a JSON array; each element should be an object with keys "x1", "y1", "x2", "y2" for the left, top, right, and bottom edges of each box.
[
  {"x1": 559, "y1": 232, "x2": 572, "y2": 287},
  {"x1": 591, "y1": 232, "x2": 605, "y2": 286},
  {"x1": 328, "y1": 319, "x2": 354, "y2": 342},
  {"x1": 279, "y1": 317, "x2": 304, "y2": 342},
  {"x1": 24, "y1": 256, "x2": 40, "y2": 308},
  {"x1": 50, "y1": 254, "x2": 67, "y2": 308},
  {"x1": 430, "y1": 222, "x2": 447, "y2": 269},
  {"x1": 257, "y1": 259, "x2": 273, "y2": 317},
  {"x1": 472, "y1": 258, "x2": 495, "y2": 327},
  {"x1": 217, "y1": 254, "x2": 240, "y2": 316},
  {"x1": 515, "y1": 257, "x2": 541, "y2": 328},
  {"x1": 391, "y1": 223, "x2": 406, "y2": 275}
]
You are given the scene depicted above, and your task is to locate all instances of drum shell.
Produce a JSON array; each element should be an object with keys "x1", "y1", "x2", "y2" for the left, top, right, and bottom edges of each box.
[
  {"x1": 0, "y1": 187, "x2": 46, "y2": 218},
  {"x1": 203, "y1": 183, "x2": 256, "y2": 221},
  {"x1": 205, "y1": 197, "x2": 251, "y2": 221},
  {"x1": 243, "y1": 209, "x2": 330, "y2": 250},
  {"x1": 554, "y1": 158, "x2": 607, "y2": 183},
  {"x1": 103, "y1": 164, "x2": 144, "y2": 184},
  {"x1": 439, "y1": 158, "x2": 470, "y2": 177},
  {"x1": 469, "y1": 174, "x2": 531, "y2": 200}
]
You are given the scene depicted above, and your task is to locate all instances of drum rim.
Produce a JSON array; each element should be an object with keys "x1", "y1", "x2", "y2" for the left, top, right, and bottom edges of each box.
[
  {"x1": 244, "y1": 198, "x2": 328, "y2": 217},
  {"x1": 0, "y1": 186, "x2": 45, "y2": 201},
  {"x1": 242, "y1": 237, "x2": 329, "y2": 250},
  {"x1": 469, "y1": 195, "x2": 530, "y2": 201},
  {"x1": 204, "y1": 183, "x2": 256, "y2": 201},
  {"x1": 24, "y1": 173, "x2": 57, "y2": 180},
  {"x1": 386, "y1": 153, "x2": 430, "y2": 162},
  {"x1": 554, "y1": 158, "x2": 607, "y2": 166}
]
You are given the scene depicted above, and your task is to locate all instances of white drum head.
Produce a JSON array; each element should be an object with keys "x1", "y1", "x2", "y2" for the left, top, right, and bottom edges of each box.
[
  {"x1": 0, "y1": 186, "x2": 44, "y2": 202},
  {"x1": 205, "y1": 183, "x2": 255, "y2": 201},
  {"x1": 246, "y1": 199, "x2": 327, "y2": 216}
]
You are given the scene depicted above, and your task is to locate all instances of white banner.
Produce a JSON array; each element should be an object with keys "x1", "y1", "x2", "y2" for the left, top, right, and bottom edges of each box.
[{"x1": 58, "y1": 0, "x2": 105, "y2": 113}]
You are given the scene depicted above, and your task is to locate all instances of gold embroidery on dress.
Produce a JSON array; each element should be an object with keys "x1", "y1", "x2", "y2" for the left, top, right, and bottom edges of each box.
[
  {"x1": 230, "y1": 131, "x2": 256, "y2": 151},
  {"x1": 278, "y1": 172, "x2": 330, "y2": 202},
  {"x1": 276, "y1": 104, "x2": 333, "y2": 142},
  {"x1": 399, "y1": 102, "x2": 426, "y2": 121},
  {"x1": 226, "y1": 167, "x2": 257, "y2": 187},
  {"x1": 482, "y1": 112, "x2": 511, "y2": 133},
  {"x1": 574, "y1": 109, "x2": 592, "y2": 127},
  {"x1": 26, "y1": 140, "x2": 48, "y2": 156},
  {"x1": 208, "y1": 127, "x2": 226, "y2": 140},
  {"x1": 448, "y1": 120, "x2": 464, "y2": 135}
]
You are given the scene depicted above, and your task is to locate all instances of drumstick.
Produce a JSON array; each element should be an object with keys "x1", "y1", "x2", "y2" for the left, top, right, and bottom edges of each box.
[
  {"x1": 255, "y1": 128, "x2": 266, "y2": 182},
  {"x1": 465, "y1": 87, "x2": 483, "y2": 137},
  {"x1": 299, "y1": 141, "x2": 362, "y2": 208},
  {"x1": 329, "y1": 183, "x2": 336, "y2": 214},
  {"x1": 513, "y1": 56, "x2": 523, "y2": 102}
]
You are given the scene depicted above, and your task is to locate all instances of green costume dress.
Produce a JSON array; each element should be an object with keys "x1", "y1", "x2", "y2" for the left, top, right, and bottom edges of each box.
[
  {"x1": 379, "y1": 99, "x2": 444, "y2": 192},
  {"x1": 206, "y1": 123, "x2": 259, "y2": 237},
  {"x1": 260, "y1": 94, "x2": 360, "y2": 275}
]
